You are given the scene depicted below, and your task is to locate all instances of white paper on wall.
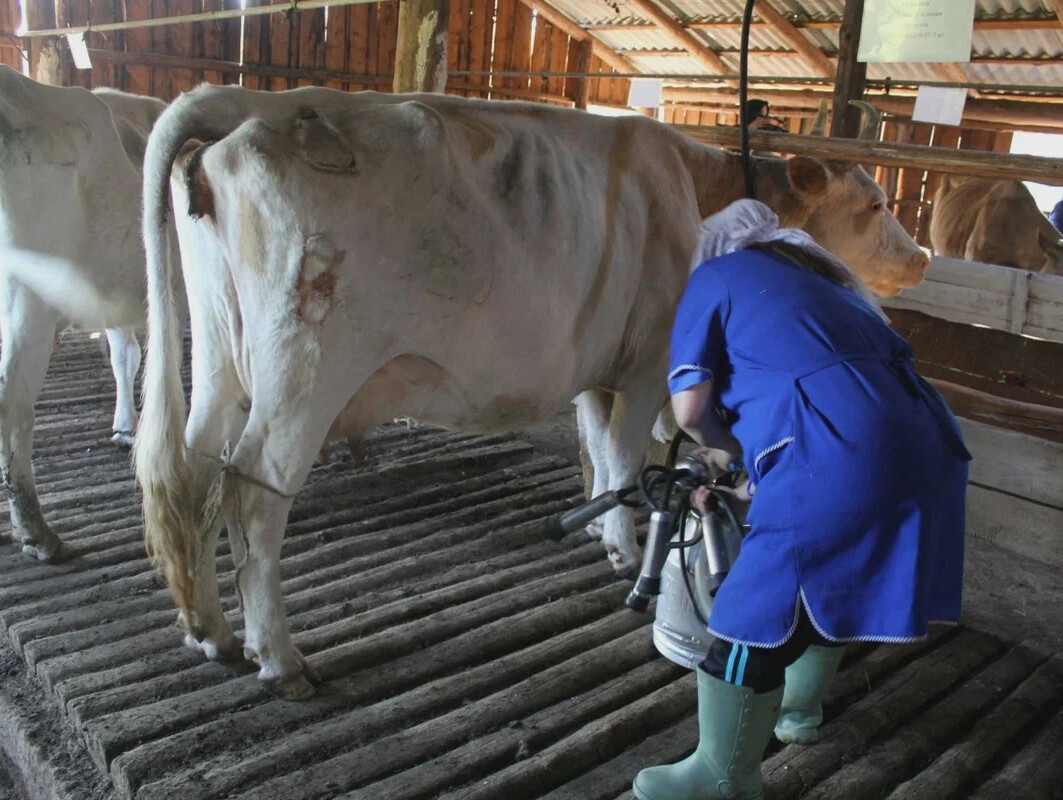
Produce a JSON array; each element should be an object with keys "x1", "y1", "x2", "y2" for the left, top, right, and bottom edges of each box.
[
  {"x1": 66, "y1": 34, "x2": 93, "y2": 70},
  {"x1": 628, "y1": 79, "x2": 663, "y2": 109},
  {"x1": 912, "y1": 85, "x2": 968, "y2": 126}
]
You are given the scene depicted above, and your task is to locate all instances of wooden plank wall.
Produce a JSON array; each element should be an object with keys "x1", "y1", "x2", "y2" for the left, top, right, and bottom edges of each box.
[
  {"x1": 0, "y1": 0, "x2": 24, "y2": 72},
  {"x1": 873, "y1": 120, "x2": 1014, "y2": 246},
  {"x1": 16, "y1": 0, "x2": 630, "y2": 105}
]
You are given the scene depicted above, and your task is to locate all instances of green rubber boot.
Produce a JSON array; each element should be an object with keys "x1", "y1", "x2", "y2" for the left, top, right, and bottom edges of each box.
[
  {"x1": 632, "y1": 668, "x2": 782, "y2": 800},
  {"x1": 774, "y1": 644, "x2": 845, "y2": 745}
]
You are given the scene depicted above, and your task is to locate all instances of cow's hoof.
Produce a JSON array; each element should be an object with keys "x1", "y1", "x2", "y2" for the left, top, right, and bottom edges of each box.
[
  {"x1": 268, "y1": 671, "x2": 316, "y2": 701},
  {"x1": 585, "y1": 519, "x2": 605, "y2": 541},
  {"x1": 111, "y1": 430, "x2": 135, "y2": 448},
  {"x1": 22, "y1": 536, "x2": 64, "y2": 563},
  {"x1": 607, "y1": 547, "x2": 640, "y2": 577},
  {"x1": 184, "y1": 632, "x2": 245, "y2": 664},
  {"x1": 11, "y1": 528, "x2": 34, "y2": 544}
]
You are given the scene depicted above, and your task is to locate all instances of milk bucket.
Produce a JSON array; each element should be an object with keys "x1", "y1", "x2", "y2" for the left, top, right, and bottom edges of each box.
[{"x1": 652, "y1": 508, "x2": 744, "y2": 669}]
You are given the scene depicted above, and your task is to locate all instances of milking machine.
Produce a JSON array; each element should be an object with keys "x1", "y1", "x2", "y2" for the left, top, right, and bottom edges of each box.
[
  {"x1": 546, "y1": 0, "x2": 761, "y2": 670},
  {"x1": 546, "y1": 447, "x2": 749, "y2": 668}
]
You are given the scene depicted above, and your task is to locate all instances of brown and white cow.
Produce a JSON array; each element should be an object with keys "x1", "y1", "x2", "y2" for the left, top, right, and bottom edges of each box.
[
  {"x1": 930, "y1": 175, "x2": 1063, "y2": 274},
  {"x1": 0, "y1": 67, "x2": 179, "y2": 561},
  {"x1": 134, "y1": 84, "x2": 927, "y2": 698}
]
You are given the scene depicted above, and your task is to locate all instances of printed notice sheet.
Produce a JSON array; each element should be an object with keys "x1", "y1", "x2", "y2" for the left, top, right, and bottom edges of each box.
[{"x1": 858, "y1": 0, "x2": 975, "y2": 63}]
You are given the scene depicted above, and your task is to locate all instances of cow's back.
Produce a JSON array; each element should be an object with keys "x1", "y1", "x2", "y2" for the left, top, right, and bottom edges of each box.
[
  {"x1": 931, "y1": 176, "x2": 1055, "y2": 270},
  {"x1": 0, "y1": 66, "x2": 148, "y2": 294},
  {"x1": 360, "y1": 96, "x2": 704, "y2": 381},
  {"x1": 94, "y1": 88, "x2": 168, "y2": 170},
  {"x1": 186, "y1": 88, "x2": 705, "y2": 402}
]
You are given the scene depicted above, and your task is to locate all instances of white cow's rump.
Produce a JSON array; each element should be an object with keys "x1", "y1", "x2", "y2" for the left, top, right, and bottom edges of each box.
[
  {"x1": 136, "y1": 84, "x2": 927, "y2": 698},
  {"x1": 0, "y1": 67, "x2": 172, "y2": 560}
]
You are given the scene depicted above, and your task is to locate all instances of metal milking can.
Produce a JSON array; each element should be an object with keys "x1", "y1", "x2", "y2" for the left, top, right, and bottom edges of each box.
[{"x1": 652, "y1": 506, "x2": 744, "y2": 669}]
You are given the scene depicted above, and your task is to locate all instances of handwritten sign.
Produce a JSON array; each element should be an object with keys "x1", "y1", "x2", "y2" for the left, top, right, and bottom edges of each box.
[{"x1": 858, "y1": 0, "x2": 975, "y2": 63}]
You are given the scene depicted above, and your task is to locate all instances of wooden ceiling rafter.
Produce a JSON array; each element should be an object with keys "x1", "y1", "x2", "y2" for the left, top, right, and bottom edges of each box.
[
  {"x1": 1050, "y1": 1, "x2": 1063, "y2": 29},
  {"x1": 664, "y1": 86, "x2": 1063, "y2": 129},
  {"x1": 583, "y1": 16, "x2": 1062, "y2": 33},
  {"x1": 515, "y1": 0, "x2": 636, "y2": 76},
  {"x1": 937, "y1": 61, "x2": 981, "y2": 98},
  {"x1": 753, "y1": 1, "x2": 834, "y2": 77},
  {"x1": 617, "y1": 47, "x2": 1063, "y2": 68},
  {"x1": 621, "y1": 0, "x2": 734, "y2": 81}
]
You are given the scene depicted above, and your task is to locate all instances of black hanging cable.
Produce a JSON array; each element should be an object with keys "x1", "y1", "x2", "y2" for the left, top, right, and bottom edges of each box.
[{"x1": 739, "y1": 0, "x2": 757, "y2": 200}]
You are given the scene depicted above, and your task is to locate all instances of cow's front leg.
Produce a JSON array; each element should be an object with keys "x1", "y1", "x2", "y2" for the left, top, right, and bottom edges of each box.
[
  {"x1": 0, "y1": 291, "x2": 62, "y2": 561},
  {"x1": 574, "y1": 389, "x2": 612, "y2": 540},
  {"x1": 601, "y1": 376, "x2": 665, "y2": 575},
  {"x1": 105, "y1": 327, "x2": 141, "y2": 447}
]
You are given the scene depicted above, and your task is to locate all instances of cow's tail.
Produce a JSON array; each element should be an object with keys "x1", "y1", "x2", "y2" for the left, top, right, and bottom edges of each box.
[
  {"x1": 133, "y1": 83, "x2": 266, "y2": 622},
  {"x1": 0, "y1": 246, "x2": 143, "y2": 330}
]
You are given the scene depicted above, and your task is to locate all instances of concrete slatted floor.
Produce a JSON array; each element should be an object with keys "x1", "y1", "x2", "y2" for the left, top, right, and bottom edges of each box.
[{"x1": 1, "y1": 333, "x2": 1061, "y2": 800}]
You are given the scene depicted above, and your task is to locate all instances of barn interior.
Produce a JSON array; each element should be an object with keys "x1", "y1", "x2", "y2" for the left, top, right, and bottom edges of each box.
[{"x1": 0, "y1": 1, "x2": 1062, "y2": 799}]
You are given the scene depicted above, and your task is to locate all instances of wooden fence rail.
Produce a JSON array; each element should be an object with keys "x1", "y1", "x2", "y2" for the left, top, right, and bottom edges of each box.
[{"x1": 677, "y1": 126, "x2": 1063, "y2": 186}]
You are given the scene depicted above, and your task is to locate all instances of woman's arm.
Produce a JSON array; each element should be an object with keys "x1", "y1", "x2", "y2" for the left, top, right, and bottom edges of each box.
[{"x1": 670, "y1": 379, "x2": 742, "y2": 456}]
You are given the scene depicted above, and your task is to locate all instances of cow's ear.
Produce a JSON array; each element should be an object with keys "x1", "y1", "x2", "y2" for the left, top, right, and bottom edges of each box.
[{"x1": 787, "y1": 156, "x2": 831, "y2": 197}]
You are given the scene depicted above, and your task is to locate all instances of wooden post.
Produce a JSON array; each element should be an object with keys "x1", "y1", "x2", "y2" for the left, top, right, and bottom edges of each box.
[
  {"x1": 24, "y1": 0, "x2": 63, "y2": 84},
  {"x1": 571, "y1": 39, "x2": 593, "y2": 111},
  {"x1": 831, "y1": 0, "x2": 867, "y2": 138},
  {"x1": 393, "y1": 0, "x2": 450, "y2": 93}
]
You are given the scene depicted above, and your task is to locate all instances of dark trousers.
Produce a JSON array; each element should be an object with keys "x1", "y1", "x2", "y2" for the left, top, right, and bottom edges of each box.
[{"x1": 699, "y1": 605, "x2": 843, "y2": 693}]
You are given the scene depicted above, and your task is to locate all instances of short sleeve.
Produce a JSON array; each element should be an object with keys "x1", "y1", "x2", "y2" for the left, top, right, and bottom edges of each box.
[{"x1": 668, "y1": 263, "x2": 731, "y2": 396}]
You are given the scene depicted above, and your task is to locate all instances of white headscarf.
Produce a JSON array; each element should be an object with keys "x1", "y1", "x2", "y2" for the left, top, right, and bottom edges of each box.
[{"x1": 691, "y1": 199, "x2": 888, "y2": 322}]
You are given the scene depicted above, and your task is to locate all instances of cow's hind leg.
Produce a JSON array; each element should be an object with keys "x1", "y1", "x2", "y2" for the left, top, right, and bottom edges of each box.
[
  {"x1": 601, "y1": 374, "x2": 665, "y2": 574},
  {"x1": 181, "y1": 375, "x2": 249, "y2": 664},
  {"x1": 221, "y1": 404, "x2": 335, "y2": 700},
  {"x1": 105, "y1": 327, "x2": 141, "y2": 448},
  {"x1": 574, "y1": 389, "x2": 612, "y2": 540},
  {"x1": 0, "y1": 287, "x2": 62, "y2": 561}
]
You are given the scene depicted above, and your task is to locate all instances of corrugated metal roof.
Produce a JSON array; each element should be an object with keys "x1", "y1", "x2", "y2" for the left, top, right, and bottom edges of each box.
[
  {"x1": 550, "y1": 0, "x2": 1063, "y2": 94},
  {"x1": 793, "y1": 0, "x2": 1056, "y2": 19}
]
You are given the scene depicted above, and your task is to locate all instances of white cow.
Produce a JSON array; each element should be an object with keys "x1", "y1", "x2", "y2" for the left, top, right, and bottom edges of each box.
[
  {"x1": 0, "y1": 67, "x2": 174, "y2": 560},
  {"x1": 135, "y1": 84, "x2": 928, "y2": 698}
]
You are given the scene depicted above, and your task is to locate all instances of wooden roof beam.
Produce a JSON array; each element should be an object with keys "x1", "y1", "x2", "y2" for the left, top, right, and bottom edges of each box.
[
  {"x1": 620, "y1": 47, "x2": 1063, "y2": 66},
  {"x1": 753, "y1": 2, "x2": 835, "y2": 77},
  {"x1": 585, "y1": 17, "x2": 1061, "y2": 33},
  {"x1": 622, "y1": 0, "x2": 735, "y2": 82},
  {"x1": 1051, "y1": 1, "x2": 1063, "y2": 29},
  {"x1": 516, "y1": 0, "x2": 636, "y2": 76},
  {"x1": 937, "y1": 61, "x2": 981, "y2": 99},
  {"x1": 663, "y1": 86, "x2": 1063, "y2": 130}
]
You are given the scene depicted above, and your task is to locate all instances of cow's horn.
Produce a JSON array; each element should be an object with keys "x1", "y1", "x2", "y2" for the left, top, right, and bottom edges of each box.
[
  {"x1": 810, "y1": 99, "x2": 828, "y2": 136},
  {"x1": 849, "y1": 99, "x2": 882, "y2": 141}
]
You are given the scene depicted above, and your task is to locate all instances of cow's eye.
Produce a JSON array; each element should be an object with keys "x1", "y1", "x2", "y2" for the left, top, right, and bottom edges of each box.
[{"x1": 871, "y1": 199, "x2": 886, "y2": 212}]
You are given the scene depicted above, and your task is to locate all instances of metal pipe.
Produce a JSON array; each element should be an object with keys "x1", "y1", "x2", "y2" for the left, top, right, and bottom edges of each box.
[{"x1": 19, "y1": 0, "x2": 383, "y2": 39}]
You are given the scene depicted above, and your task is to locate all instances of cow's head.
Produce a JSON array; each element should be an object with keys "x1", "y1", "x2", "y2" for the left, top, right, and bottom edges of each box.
[
  {"x1": 1038, "y1": 228, "x2": 1063, "y2": 275},
  {"x1": 777, "y1": 100, "x2": 930, "y2": 296}
]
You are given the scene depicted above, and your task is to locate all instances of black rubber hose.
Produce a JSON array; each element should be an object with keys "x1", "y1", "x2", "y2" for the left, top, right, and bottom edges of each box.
[{"x1": 740, "y1": 0, "x2": 757, "y2": 200}]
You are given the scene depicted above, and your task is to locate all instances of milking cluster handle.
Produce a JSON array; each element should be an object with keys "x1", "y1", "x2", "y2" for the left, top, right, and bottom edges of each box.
[{"x1": 545, "y1": 453, "x2": 748, "y2": 614}]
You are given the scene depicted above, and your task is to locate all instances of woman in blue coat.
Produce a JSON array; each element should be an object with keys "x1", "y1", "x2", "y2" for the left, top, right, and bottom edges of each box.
[{"x1": 633, "y1": 200, "x2": 970, "y2": 800}]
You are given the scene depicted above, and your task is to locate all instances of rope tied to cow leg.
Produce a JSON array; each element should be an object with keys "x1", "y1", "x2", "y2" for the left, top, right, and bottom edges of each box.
[{"x1": 186, "y1": 442, "x2": 294, "y2": 612}]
